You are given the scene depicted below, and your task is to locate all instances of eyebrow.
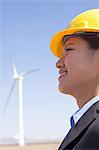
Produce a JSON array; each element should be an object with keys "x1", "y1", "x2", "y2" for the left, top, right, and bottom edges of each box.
[{"x1": 64, "y1": 43, "x2": 75, "y2": 48}]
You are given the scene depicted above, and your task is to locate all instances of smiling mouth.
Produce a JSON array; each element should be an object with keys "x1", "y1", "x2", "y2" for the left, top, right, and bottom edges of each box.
[{"x1": 58, "y1": 71, "x2": 68, "y2": 80}]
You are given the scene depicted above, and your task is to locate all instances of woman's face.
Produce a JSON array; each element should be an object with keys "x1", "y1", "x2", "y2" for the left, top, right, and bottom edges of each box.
[{"x1": 56, "y1": 37, "x2": 99, "y2": 95}]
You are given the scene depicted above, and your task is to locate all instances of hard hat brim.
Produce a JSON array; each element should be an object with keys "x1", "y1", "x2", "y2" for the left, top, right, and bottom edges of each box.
[{"x1": 50, "y1": 28, "x2": 99, "y2": 58}]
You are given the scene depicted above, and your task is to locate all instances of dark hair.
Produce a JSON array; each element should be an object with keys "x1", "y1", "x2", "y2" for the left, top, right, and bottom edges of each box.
[
  {"x1": 62, "y1": 32, "x2": 99, "y2": 50},
  {"x1": 80, "y1": 35, "x2": 99, "y2": 49}
]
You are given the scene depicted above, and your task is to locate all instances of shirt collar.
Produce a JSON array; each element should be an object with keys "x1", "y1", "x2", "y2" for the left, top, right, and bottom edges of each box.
[{"x1": 72, "y1": 95, "x2": 99, "y2": 125}]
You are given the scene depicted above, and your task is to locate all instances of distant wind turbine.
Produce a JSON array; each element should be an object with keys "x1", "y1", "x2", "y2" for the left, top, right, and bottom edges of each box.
[{"x1": 3, "y1": 64, "x2": 40, "y2": 146}]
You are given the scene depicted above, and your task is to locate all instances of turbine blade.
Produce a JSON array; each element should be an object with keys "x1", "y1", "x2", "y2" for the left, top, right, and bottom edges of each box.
[
  {"x1": 3, "y1": 80, "x2": 16, "y2": 112},
  {"x1": 21, "y1": 69, "x2": 40, "y2": 76},
  {"x1": 13, "y1": 63, "x2": 18, "y2": 76}
]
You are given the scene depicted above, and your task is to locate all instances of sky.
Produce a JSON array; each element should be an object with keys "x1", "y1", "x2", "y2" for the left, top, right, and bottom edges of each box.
[{"x1": 0, "y1": 0, "x2": 99, "y2": 143}]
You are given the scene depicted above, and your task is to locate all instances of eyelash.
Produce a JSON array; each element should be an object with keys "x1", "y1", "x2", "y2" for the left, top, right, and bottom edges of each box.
[{"x1": 64, "y1": 48, "x2": 74, "y2": 52}]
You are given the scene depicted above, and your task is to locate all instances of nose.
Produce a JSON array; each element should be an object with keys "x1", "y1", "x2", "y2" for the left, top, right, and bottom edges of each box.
[{"x1": 56, "y1": 57, "x2": 65, "y2": 69}]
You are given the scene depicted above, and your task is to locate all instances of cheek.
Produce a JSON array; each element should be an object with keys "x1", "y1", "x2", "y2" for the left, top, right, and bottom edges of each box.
[
  {"x1": 65, "y1": 54, "x2": 94, "y2": 80},
  {"x1": 65, "y1": 54, "x2": 84, "y2": 72}
]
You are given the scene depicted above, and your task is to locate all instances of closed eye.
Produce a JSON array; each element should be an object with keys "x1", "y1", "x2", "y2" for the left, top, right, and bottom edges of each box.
[{"x1": 64, "y1": 48, "x2": 74, "y2": 52}]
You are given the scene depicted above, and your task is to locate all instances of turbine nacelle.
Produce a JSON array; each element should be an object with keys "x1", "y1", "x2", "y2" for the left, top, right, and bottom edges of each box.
[
  {"x1": 13, "y1": 64, "x2": 40, "y2": 80},
  {"x1": 13, "y1": 74, "x2": 24, "y2": 80}
]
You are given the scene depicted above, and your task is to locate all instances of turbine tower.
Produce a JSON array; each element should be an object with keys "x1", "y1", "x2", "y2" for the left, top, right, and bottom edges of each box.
[{"x1": 3, "y1": 64, "x2": 40, "y2": 146}]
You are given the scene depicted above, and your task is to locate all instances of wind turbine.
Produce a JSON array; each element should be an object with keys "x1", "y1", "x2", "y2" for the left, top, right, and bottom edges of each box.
[{"x1": 3, "y1": 64, "x2": 40, "y2": 146}]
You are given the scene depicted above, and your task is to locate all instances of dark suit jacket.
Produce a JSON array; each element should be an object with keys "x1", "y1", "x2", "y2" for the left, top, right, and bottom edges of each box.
[{"x1": 58, "y1": 101, "x2": 99, "y2": 150}]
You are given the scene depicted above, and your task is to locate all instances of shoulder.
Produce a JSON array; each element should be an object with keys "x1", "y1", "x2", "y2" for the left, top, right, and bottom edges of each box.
[
  {"x1": 74, "y1": 117, "x2": 99, "y2": 149},
  {"x1": 86, "y1": 116, "x2": 99, "y2": 137}
]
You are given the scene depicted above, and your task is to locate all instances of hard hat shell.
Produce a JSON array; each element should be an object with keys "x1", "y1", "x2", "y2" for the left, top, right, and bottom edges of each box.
[{"x1": 50, "y1": 9, "x2": 99, "y2": 58}]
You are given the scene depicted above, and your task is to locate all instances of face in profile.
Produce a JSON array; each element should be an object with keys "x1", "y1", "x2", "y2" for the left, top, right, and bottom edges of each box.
[{"x1": 56, "y1": 37, "x2": 99, "y2": 96}]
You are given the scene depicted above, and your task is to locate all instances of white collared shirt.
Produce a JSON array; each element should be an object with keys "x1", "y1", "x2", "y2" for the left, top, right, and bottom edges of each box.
[{"x1": 72, "y1": 95, "x2": 99, "y2": 126}]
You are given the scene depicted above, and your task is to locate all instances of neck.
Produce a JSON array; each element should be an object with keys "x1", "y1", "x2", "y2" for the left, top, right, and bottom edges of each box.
[{"x1": 72, "y1": 86, "x2": 99, "y2": 108}]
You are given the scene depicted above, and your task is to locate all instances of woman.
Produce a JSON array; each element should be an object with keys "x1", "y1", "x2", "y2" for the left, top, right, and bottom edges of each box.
[{"x1": 50, "y1": 9, "x2": 99, "y2": 149}]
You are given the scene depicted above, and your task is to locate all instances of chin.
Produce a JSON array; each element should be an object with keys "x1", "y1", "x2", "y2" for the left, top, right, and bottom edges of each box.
[{"x1": 58, "y1": 84, "x2": 71, "y2": 95}]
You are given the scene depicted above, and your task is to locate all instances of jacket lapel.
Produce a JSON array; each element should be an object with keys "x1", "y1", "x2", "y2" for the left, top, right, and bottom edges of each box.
[{"x1": 59, "y1": 101, "x2": 99, "y2": 150}]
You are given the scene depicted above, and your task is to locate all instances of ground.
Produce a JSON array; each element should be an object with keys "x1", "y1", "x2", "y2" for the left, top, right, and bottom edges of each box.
[{"x1": 0, "y1": 143, "x2": 60, "y2": 150}]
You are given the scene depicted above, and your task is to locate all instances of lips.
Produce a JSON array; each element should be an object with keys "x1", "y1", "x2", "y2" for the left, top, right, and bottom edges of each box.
[
  {"x1": 60, "y1": 72, "x2": 66, "y2": 77},
  {"x1": 58, "y1": 71, "x2": 68, "y2": 81}
]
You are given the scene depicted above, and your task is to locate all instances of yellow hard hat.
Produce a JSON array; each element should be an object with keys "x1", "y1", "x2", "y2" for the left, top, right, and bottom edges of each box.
[{"x1": 50, "y1": 9, "x2": 99, "y2": 58}]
